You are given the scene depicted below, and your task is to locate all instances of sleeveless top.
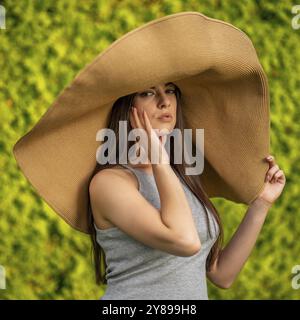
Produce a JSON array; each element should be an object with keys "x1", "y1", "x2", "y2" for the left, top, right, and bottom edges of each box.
[{"x1": 94, "y1": 164, "x2": 220, "y2": 300}]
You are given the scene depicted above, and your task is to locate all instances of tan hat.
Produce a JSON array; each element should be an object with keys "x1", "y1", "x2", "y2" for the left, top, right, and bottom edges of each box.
[{"x1": 12, "y1": 11, "x2": 270, "y2": 234}]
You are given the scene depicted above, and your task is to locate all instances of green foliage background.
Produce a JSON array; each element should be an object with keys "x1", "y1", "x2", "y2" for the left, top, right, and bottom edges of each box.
[{"x1": 0, "y1": 0, "x2": 299, "y2": 299}]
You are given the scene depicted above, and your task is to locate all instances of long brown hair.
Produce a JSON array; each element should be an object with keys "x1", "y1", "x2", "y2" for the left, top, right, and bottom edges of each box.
[{"x1": 87, "y1": 83, "x2": 224, "y2": 285}]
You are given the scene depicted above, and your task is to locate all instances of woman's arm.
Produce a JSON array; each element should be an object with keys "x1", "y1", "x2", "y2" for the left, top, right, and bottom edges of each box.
[
  {"x1": 131, "y1": 107, "x2": 201, "y2": 249},
  {"x1": 152, "y1": 163, "x2": 201, "y2": 249},
  {"x1": 206, "y1": 198, "x2": 271, "y2": 289},
  {"x1": 207, "y1": 154, "x2": 286, "y2": 289}
]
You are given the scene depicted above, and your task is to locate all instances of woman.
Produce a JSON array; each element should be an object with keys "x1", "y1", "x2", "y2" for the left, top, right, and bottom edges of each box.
[
  {"x1": 11, "y1": 11, "x2": 286, "y2": 300},
  {"x1": 88, "y1": 82, "x2": 286, "y2": 300}
]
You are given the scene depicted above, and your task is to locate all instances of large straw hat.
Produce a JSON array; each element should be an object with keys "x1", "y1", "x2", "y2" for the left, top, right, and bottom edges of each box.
[{"x1": 12, "y1": 11, "x2": 270, "y2": 234}]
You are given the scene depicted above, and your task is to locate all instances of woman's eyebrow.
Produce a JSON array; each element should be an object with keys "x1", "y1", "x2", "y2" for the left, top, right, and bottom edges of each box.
[{"x1": 150, "y1": 82, "x2": 175, "y2": 89}]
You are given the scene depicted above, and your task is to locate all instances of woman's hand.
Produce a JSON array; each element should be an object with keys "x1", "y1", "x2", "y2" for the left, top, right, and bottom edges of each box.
[
  {"x1": 252, "y1": 155, "x2": 286, "y2": 206},
  {"x1": 130, "y1": 107, "x2": 170, "y2": 164}
]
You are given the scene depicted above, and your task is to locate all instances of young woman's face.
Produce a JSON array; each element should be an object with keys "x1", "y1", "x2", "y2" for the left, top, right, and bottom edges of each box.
[{"x1": 130, "y1": 82, "x2": 177, "y2": 132}]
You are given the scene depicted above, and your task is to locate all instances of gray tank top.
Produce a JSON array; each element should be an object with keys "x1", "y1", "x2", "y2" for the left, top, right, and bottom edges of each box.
[{"x1": 94, "y1": 164, "x2": 219, "y2": 300}]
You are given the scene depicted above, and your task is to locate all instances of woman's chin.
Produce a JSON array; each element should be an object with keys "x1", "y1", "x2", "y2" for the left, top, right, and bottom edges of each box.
[{"x1": 154, "y1": 124, "x2": 173, "y2": 132}]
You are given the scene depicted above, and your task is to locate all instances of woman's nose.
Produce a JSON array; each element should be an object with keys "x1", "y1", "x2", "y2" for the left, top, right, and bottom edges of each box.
[
  {"x1": 157, "y1": 96, "x2": 171, "y2": 109},
  {"x1": 158, "y1": 102, "x2": 171, "y2": 109}
]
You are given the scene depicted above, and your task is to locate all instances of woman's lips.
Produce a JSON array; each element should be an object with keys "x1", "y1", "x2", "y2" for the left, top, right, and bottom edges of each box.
[{"x1": 157, "y1": 115, "x2": 173, "y2": 122}]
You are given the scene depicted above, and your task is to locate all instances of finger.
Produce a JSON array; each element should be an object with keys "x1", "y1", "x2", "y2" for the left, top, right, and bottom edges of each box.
[
  {"x1": 143, "y1": 109, "x2": 153, "y2": 133},
  {"x1": 136, "y1": 107, "x2": 146, "y2": 128},
  {"x1": 160, "y1": 134, "x2": 168, "y2": 146},
  {"x1": 133, "y1": 107, "x2": 144, "y2": 129},
  {"x1": 265, "y1": 155, "x2": 276, "y2": 167},
  {"x1": 277, "y1": 174, "x2": 286, "y2": 183},
  {"x1": 140, "y1": 109, "x2": 146, "y2": 128},
  {"x1": 272, "y1": 169, "x2": 284, "y2": 183},
  {"x1": 132, "y1": 107, "x2": 142, "y2": 128},
  {"x1": 133, "y1": 108, "x2": 148, "y2": 144},
  {"x1": 266, "y1": 164, "x2": 279, "y2": 181},
  {"x1": 130, "y1": 108, "x2": 137, "y2": 129},
  {"x1": 156, "y1": 128, "x2": 169, "y2": 145},
  {"x1": 269, "y1": 168, "x2": 280, "y2": 183}
]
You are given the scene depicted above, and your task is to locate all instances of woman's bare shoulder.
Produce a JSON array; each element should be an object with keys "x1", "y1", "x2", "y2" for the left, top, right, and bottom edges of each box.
[
  {"x1": 89, "y1": 166, "x2": 139, "y2": 230},
  {"x1": 90, "y1": 165, "x2": 138, "y2": 193}
]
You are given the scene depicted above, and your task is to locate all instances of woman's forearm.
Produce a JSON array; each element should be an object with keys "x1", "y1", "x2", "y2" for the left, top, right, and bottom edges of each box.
[
  {"x1": 207, "y1": 197, "x2": 272, "y2": 288},
  {"x1": 152, "y1": 163, "x2": 200, "y2": 246}
]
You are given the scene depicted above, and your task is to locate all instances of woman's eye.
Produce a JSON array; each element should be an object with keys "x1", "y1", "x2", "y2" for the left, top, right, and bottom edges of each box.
[
  {"x1": 140, "y1": 91, "x2": 153, "y2": 97},
  {"x1": 140, "y1": 89, "x2": 175, "y2": 97}
]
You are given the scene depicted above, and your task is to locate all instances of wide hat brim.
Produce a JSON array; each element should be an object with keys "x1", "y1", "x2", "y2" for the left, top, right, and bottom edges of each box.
[{"x1": 12, "y1": 11, "x2": 270, "y2": 234}]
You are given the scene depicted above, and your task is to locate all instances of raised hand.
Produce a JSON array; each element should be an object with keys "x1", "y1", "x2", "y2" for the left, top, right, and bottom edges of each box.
[
  {"x1": 252, "y1": 155, "x2": 286, "y2": 206},
  {"x1": 130, "y1": 107, "x2": 170, "y2": 165}
]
